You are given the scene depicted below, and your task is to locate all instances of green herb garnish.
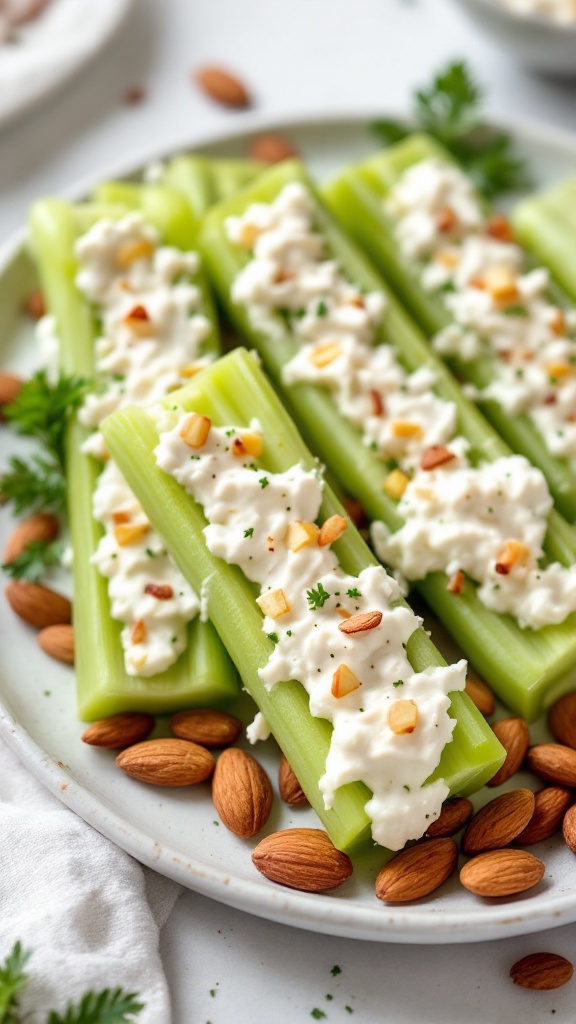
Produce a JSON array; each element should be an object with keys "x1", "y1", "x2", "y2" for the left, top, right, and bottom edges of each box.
[
  {"x1": 346, "y1": 588, "x2": 362, "y2": 599},
  {"x1": 243, "y1": 528, "x2": 254, "y2": 538},
  {"x1": 307, "y1": 582, "x2": 331, "y2": 610},
  {"x1": 2, "y1": 539, "x2": 63, "y2": 583},
  {"x1": 258, "y1": 477, "x2": 269, "y2": 489},
  {"x1": 4, "y1": 370, "x2": 91, "y2": 465},
  {"x1": 266, "y1": 632, "x2": 279, "y2": 645},
  {"x1": 0, "y1": 455, "x2": 66, "y2": 516}
]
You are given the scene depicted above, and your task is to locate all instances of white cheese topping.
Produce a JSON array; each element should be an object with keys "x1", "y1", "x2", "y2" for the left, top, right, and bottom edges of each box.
[
  {"x1": 74, "y1": 213, "x2": 207, "y2": 676},
  {"x1": 224, "y1": 183, "x2": 576, "y2": 632},
  {"x1": 155, "y1": 417, "x2": 466, "y2": 851},
  {"x1": 495, "y1": 0, "x2": 576, "y2": 21}
]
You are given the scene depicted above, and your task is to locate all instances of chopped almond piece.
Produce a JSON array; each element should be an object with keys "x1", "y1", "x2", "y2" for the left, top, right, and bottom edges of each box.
[
  {"x1": 112, "y1": 511, "x2": 131, "y2": 525},
  {"x1": 256, "y1": 588, "x2": 290, "y2": 619},
  {"x1": 318, "y1": 514, "x2": 347, "y2": 547},
  {"x1": 238, "y1": 223, "x2": 260, "y2": 248},
  {"x1": 549, "y1": 309, "x2": 567, "y2": 337},
  {"x1": 124, "y1": 304, "x2": 152, "y2": 336},
  {"x1": 347, "y1": 295, "x2": 365, "y2": 309},
  {"x1": 275, "y1": 268, "x2": 296, "y2": 283},
  {"x1": 495, "y1": 540, "x2": 530, "y2": 576},
  {"x1": 180, "y1": 363, "x2": 204, "y2": 378},
  {"x1": 285, "y1": 520, "x2": 320, "y2": 551},
  {"x1": 383, "y1": 469, "x2": 410, "y2": 500},
  {"x1": 131, "y1": 619, "x2": 147, "y2": 644},
  {"x1": 232, "y1": 432, "x2": 264, "y2": 458},
  {"x1": 114, "y1": 523, "x2": 150, "y2": 546},
  {"x1": 435, "y1": 249, "x2": 459, "y2": 268},
  {"x1": 144, "y1": 584, "x2": 173, "y2": 600},
  {"x1": 482, "y1": 266, "x2": 519, "y2": 304},
  {"x1": 486, "y1": 215, "x2": 514, "y2": 243},
  {"x1": 389, "y1": 699, "x2": 418, "y2": 735},
  {"x1": 116, "y1": 238, "x2": 155, "y2": 268},
  {"x1": 447, "y1": 570, "x2": 466, "y2": 595},
  {"x1": 369, "y1": 389, "x2": 384, "y2": 416},
  {"x1": 310, "y1": 341, "x2": 342, "y2": 368},
  {"x1": 180, "y1": 413, "x2": 211, "y2": 449},
  {"x1": 332, "y1": 664, "x2": 361, "y2": 699},
  {"x1": 337, "y1": 607, "x2": 352, "y2": 619},
  {"x1": 338, "y1": 610, "x2": 383, "y2": 635},
  {"x1": 545, "y1": 361, "x2": 572, "y2": 379},
  {"x1": 436, "y1": 207, "x2": 458, "y2": 233},
  {"x1": 391, "y1": 421, "x2": 424, "y2": 440},
  {"x1": 420, "y1": 445, "x2": 456, "y2": 471}
]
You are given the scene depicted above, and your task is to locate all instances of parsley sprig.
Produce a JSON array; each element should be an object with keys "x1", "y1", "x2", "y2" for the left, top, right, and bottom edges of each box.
[
  {"x1": 2, "y1": 540, "x2": 63, "y2": 583},
  {"x1": 371, "y1": 60, "x2": 532, "y2": 199},
  {"x1": 307, "y1": 582, "x2": 331, "y2": 610}
]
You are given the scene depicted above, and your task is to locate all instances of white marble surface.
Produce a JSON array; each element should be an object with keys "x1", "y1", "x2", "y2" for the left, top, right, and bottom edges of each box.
[{"x1": 3, "y1": 0, "x2": 576, "y2": 1020}]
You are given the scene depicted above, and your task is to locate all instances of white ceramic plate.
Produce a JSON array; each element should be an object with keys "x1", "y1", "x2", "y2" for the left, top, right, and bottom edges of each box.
[
  {"x1": 2, "y1": 113, "x2": 576, "y2": 945},
  {"x1": 0, "y1": 0, "x2": 133, "y2": 130}
]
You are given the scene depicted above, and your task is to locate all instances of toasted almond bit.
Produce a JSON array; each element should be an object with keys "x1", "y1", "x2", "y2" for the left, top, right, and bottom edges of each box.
[
  {"x1": 144, "y1": 583, "x2": 173, "y2": 600},
  {"x1": 420, "y1": 445, "x2": 456, "y2": 471},
  {"x1": 348, "y1": 295, "x2": 365, "y2": 309},
  {"x1": 83, "y1": 712, "x2": 155, "y2": 748},
  {"x1": 252, "y1": 828, "x2": 353, "y2": 892},
  {"x1": 5, "y1": 581, "x2": 71, "y2": 629},
  {"x1": 436, "y1": 206, "x2": 458, "y2": 233},
  {"x1": 212, "y1": 747, "x2": 273, "y2": 837},
  {"x1": 486, "y1": 214, "x2": 514, "y2": 243},
  {"x1": 114, "y1": 522, "x2": 150, "y2": 546},
  {"x1": 510, "y1": 952, "x2": 574, "y2": 991},
  {"x1": 115, "y1": 238, "x2": 154, "y2": 268},
  {"x1": 481, "y1": 265, "x2": 519, "y2": 304},
  {"x1": 388, "y1": 699, "x2": 418, "y2": 735},
  {"x1": 285, "y1": 520, "x2": 320, "y2": 552},
  {"x1": 527, "y1": 743, "x2": 576, "y2": 787},
  {"x1": 337, "y1": 607, "x2": 352, "y2": 619},
  {"x1": 111, "y1": 510, "x2": 131, "y2": 526},
  {"x1": 487, "y1": 717, "x2": 530, "y2": 787},
  {"x1": 425, "y1": 797, "x2": 474, "y2": 838},
  {"x1": 548, "y1": 692, "x2": 576, "y2": 749},
  {"x1": 179, "y1": 363, "x2": 204, "y2": 378},
  {"x1": 563, "y1": 804, "x2": 576, "y2": 853},
  {"x1": 249, "y1": 133, "x2": 298, "y2": 163},
  {"x1": 465, "y1": 676, "x2": 495, "y2": 717},
  {"x1": 256, "y1": 588, "x2": 290, "y2": 619},
  {"x1": 279, "y1": 755, "x2": 309, "y2": 805},
  {"x1": 383, "y1": 468, "x2": 410, "y2": 500},
  {"x1": 460, "y1": 848, "x2": 545, "y2": 897},
  {"x1": 375, "y1": 838, "x2": 458, "y2": 902},
  {"x1": 332, "y1": 664, "x2": 361, "y2": 699},
  {"x1": 545, "y1": 360, "x2": 572, "y2": 379},
  {"x1": 310, "y1": 341, "x2": 342, "y2": 368},
  {"x1": 232, "y1": 431, "x2": 264, "y2": 458},
  {"x1": 131, "y1": 619, "x2": 147, "y2": 644},
  {"x1": 0, "y1": 371, "x2": 24, "y2": 417},
  {"x1": 124, "y1": 304, "x2": 152, "y2": 336},
  {"x1": 117, "y1": 737, "x2": 215, "y2": 786},
  {"x1": 549, "y1": 308, "x2": 567, "y2": 336},
  {"x1": 369, "y1": 389, "x2": 384, "y2": 416},
  {"x1": 3, "y1": 512, "x2": 59, "y2": 563},
  {"x1": 447, "y1": 570, "x2": 466, "y2": 595},
  {"x1": 179, "y1": 412, "x2": 212, "y2": 449},
  {"x1": 318, "y1": 514, "x2": 347, "y2": 547},
  {"x1": 195, "y1": 66, "x2": 251, "y2": 108},
  {"x1": 495, "y1": 539, "x2": 530, "y2": 575},
  {"x1": 516, "y1": 786, "x2": 573, "y2": 846},
  {"x1": 462, "y1": 788, "x2": 535, "y2": 855},
  {"x1": 390, "y1": 421, "x2": 424, "y2": 440},
  {"x1": 38, "y1": 623, "x2": 74, "y2": 665},
  {"x1": 170, "y1": 709, "x2": 242, "y2": 748},
  {"x1": 275, "y1": 268, "x2": 296, "y2": 283},
  {"x1": 435, "y1": 249, "x2": 459, "y2": 268},
  {"x1": 338, "y1": 610, "x2": 383, "y2": 635}
]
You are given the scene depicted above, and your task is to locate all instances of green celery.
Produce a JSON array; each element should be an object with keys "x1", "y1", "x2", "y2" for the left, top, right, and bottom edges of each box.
[
  {"x1": 28, "y1": 193, "x2": 237, "y2": 720},
  {"x1": 197, "y1": 159, "x2": 576, "y2": 720},
  {"x1": 322, "y1": 134, "x2": 576, "y2": 522},
  {"x1": 103, "y1": 347, "x2": 505, "y2": 853},
  {"x1": 513, "y1": 179, "x2": 576, "y2": 306}
]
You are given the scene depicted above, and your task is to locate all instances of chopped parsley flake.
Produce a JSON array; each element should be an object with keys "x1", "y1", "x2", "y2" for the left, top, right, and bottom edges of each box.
[
  {"x1": 311, "y1": 1011, "x2": 326, "y2": 1021},
  {"x1": 307, "y1": 582, "x2": 331, "y2": 610},
  {"x1": 244, "y1": 528, "x2": 254, "y2": 538},
  {"x1": 258, "y1": 477, "x2": 269, "y2": 489},
  {"x1": 346, "y1": 588, "x2": 362, "y2": 598},
  {"x1": 345, "y1": 1007, "x2": 354, "y2": 1015},
  {"x1": 267, "y1": 632, "x2": 279, "y2": 645},
  {"x1": 286, "y1": 629, "x2": 292, "y2": 637},
  {"x1": 225, "y1": 429, "x2": 235, "y2": 436},
  {"x1": 504, "y1": 304, "x2": 528, "y2": 317},
  {"x1": 316, "y1": 300, "x2": 328, "y2": 317},
  {"x1": 145, "y1": 548, "x2": 155, "y2": 557},
  {"x1": 392, "y1": 679, "x2": 403, "y2": 688},
  {"x1": 330, "y1": 966, "x2": 342, "y2": 977}
]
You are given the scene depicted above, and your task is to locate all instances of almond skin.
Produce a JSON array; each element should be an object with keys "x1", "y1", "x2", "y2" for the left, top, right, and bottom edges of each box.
[
  {"x1": 252, "y1": 828, "x2": 353, "y2": 892},
  {"x1": 38, "y1": 623, "x2": 74, "y2": 664},
  {"x1": 170, "y1": 709, "x2": 242, "y2": 748},
  {"x1": 464, "y1": 677, "x2": 495, "y2": 717},
  {"x1": 527, "y1": 743, "x2": 576, "y2": 787},
  {"x1": 487, "y1": 717, "x2": 530, "y2": 787},
  {"x1": 0, "y1": 371, "x2": 24, "y2": 417},
  {"x1": 425, "y1": 797, "x2": 474, "y2": 838},
  {"x1": 510, "y1": 952, "x2": 574, "y2": 990},
  {"x1": 548, "y1": 692, "x2": 576, "y2": 749},
  {"x1": 375, "y1": 838, "x2": 458, "y2": 902},
  {"x1": 562, "y1": 804, "x2": 576, "y2": 854},
  {"x1": 516, "y1": 787, "x2": 573, "y2": 846},
  {"x1": 462, "y1": 789, "x2": 535, "y2": 855},
  {"x1": 5, "y1": 580, "x2": 71, "y2": 628},
  {"x1": 248, "y1": 133, "x2": 298, "y2": 163},
  {"x1": 460, "y1": 849, "x2": 545, "y2": 897},
  {"x1": 83, "y1": 712, "x2": 155, "y2": 749},
  {"x1": 116, "y1": 737, "x2": 214, "y2": 786},
  {"x1": 195, "y1": 66, "x2": 251, "y2": 108},
  {"x1": 279, "y1": 755, "x2": 309, "y2": 806},
  {"x1": 212, "y1": 747, "x2": 273, "y2": 838},
  {"x1": 4, "y1": 512, "x2": 59, "y2": 563}
]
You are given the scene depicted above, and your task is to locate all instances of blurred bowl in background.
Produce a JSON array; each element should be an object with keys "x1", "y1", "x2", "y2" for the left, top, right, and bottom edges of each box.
[{"x1": 451, "y1": 0, "x2": 576, "y2": 76}]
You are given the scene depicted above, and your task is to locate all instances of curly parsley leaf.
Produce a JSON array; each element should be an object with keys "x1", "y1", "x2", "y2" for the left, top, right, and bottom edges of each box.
[
  {"x1": 46, "y1": 987, "x2": 144, "y2": 1024},
  {"x1": 0, "y1": 941, "x2": 32, "y2": 1022},
  {"x1": 2, "y1": 540, "x2": 63, "y2": 583},
  {"x1": 0, "y1": 454, "x2": 66, "y2": 517},
  {"x1": 371, "y1": 60, "x2": 532, "y2": 199},
  {"x1": 307, "y1": 582, "x2": 331, "y2": 610},
  {"x1": 4, "y1": 370, "x2": 92, "y2": 466}
]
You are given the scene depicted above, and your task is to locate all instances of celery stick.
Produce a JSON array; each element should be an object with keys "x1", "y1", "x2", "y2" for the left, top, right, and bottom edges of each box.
[
  {"x1": 197, "y1": 160, "x2": 576, "y2": 721},
  {"x1": 513, "y1": 180, "x2": 576, "y2": 306},
  {"x1": 322, "y1": 135, "x2": 576, "y2": 522},
  {"x1": 103, "y1": 347, "x2": 505, "y2": 852},
  {"x1": 28, "y1": 194, "x2": 238, "y2": 720}
]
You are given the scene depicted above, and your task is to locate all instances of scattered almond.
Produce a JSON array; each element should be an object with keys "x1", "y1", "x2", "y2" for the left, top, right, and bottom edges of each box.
[
  {"x1": 195, "y1": 66, "x2": 251, "y2": 108},
  {"x1": 249, "y1": 133, "x2": 298, "y2": 163},
  {"x1": 24, "y1": 289, "x2": 45, "y2": 319},
  {"x1": 180, "y1": 412, "x2": 211, "y2": 449},
  {"x1": 486, "y1": 214, "x2": 514, "y2": 243},
  {"x1": 3, "y1": 512, "x2": 59, "y2": 563},
  {"x1": 131, "y1": 619, "x2": 146, "y2": 645},
  {"x1": 116, "y1": 737, "x2": 214, "y2": 786},
  {"x1": 332, "y1": 663, "x2": 361, "y2": 699},
  {"x1": 510, "y1": 952, "x2": 573, "y2": 990},
  {"x1": 562, "y1": 804, "x2": 576, "y2": 854},
  {"x1": 462, "y1": 789, "x2": 535, "y2": 855},
  {"x1": 38, "y1": 623, "x2": 74, "y2": 664},
  {"x1": 375, "y1": 838, "x2": 458, "y2": 902},
  {"x1": 114, "y1": 523, "x2": 149, "y2": 546},
  {"x1": 0, "y1": 371, "x2": 24, "y2": 417},
  {"x1": 447, "y1": 570, "x2": 465, "y2": 595},
  {"x1": 425, "y1": 798, "x2": 474, "y2": 839},
  {"x1": 212, "y1": 747, "x2": 273, "y2": 838},
  {"x1": 464, "y1": 677, "x2": 495, "y2": 717},
  {"x1": 5, "y1": 580, "x2": 71, "y2": 629},
  {"x1": 116, "y1": 239, "x2": 154, "y2": 268},
  {"x1": 436, "y1": 207, "x2": 458, "y2": 233},
  {"x1": 548, "y1": 692, "x2": 576, "y2": 749},
  {"x1": 527, "y1": 744, "x2": 576, "y2": 787},
  {"x1": 231, "y1": 432, "x2": 264, "y2": 458},
  {"x1": 285, "y1": 520, "x2": 320, "y2": 551},
  {"x1": 516, "y1": 787, "x2": 573, "y2": 846},
  {"x1": 144, "y1": 583, "x2": 173, "y2": 600},
  {"x1": 460, "y1": 849, "x2": 544, "y2": 897},
  {"x1": 83, "y1": 712, "x2": 155, "y2": 748},
  {"x1": 420, "y1": 445, "x2": 455, "y2": 471},
  {"x1": 170, "y1": 709, "x2": 242, "y2": 748},
  {"x1": 252, "y1": 828, "x2": 353, "y2": 892},
  {"x1": 256, "y1": 588, "x2": 290, "y2": 619},
  {"x1": 391, "y1": 421, "x2": 424, "y2": 440},
  {"x1": 487, "y1": 717, "x2": 530, "y2": 787},
  {"x1": 279, "y1": 755, "x2": 309, "y2": 806},
  {"x1": 310, "y1": 341, "x2": 341, "y2": 368},
  {"x1": 338, "y1": 610, "x2": 382, "y2": 635},
  {"x1": 388, "y1": 699, "x2": 418, "y2": 735},
  {"x1": 495, "y1": 540, "x2": 530, "y2": 575},
  {"x1": 382, "y1": 469, "x2": 410, "y2": 500},
  {"x1": 318, "y1": 514, "x2": 347, "y2": 547}
]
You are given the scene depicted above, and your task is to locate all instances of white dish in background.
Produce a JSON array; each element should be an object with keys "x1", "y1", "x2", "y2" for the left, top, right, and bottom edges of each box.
[
  {"x1": 0, "y1": 0, "x2": 133, "y2": 130},
  {"x1": 3, "y1": 113, "x2": 576, "y2": 944},
  {"x1": 450, "y1": 0, "x2": 576, "y2": 76}
]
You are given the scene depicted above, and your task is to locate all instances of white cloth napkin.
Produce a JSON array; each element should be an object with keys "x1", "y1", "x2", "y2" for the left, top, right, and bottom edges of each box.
[{"x1": 0, "y1": 738, "x2": 181, "y2": 1023}]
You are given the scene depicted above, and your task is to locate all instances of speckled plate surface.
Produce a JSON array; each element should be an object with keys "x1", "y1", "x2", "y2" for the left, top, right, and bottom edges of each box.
[{"x1": 2, "y1": 113, "x2": 576, "y2": 943}]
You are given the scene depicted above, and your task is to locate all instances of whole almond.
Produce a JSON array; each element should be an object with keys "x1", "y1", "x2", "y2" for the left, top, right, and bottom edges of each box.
[
  {"x1": 527, "y1": 743, "x2": 576, "y2": 787},
  {"x1": 375, "y1": 838, "x2": 458, "y2": 902},
  {"x1": 4, "y1": 512, "x2": 59, "y2": 562},
  {"x1": 5, "y1": 580, "x2": 71, "y2": 628},
  {"x1": 212, "y1": 747, "x2": 273, "y2": 838},
  {"x1": 516, "y1": 787, "x2": 573, "y2": 846},
  {"x1": 462, "y1": 789, "x2": 535, "y2": 855},
  {"x1": 0, "y1": 371, "x2": 24, "y2": 417},
  {"x1": 279, "y1": 755, "x2": 309, "y2": 806},
  {"x1": 548, "y1": 692, "x2": 576, "y2": 749},
  {"x1": 170, "y1": 709, "x2": 242, "y2": 748},
  {"x1": 116, "y1": 737, "x2": 214, "y2": 786},
  {"x1": 252, "y1": 828, "x2": 353, "y2": 892},
  {"x1": 425, "y1": 797, "x2": 474, "y2": 838},
  {"x1": 487, "y1": 717, "x2": 530, "y2": 787},
  {"x1": 38, "y1": 623, "x2": 74, "y2": 664},
  {"x1": 83, "y1": 712, "x2": 155, "y2": 748},
  {"x1": 562, "y1": 804, "x2": 576, "y2": 854},
  {"x1": 460, "y1": 849, "x2": 545, "y2": 897},
  {"x1": 510, "y1": 952, "x2": 574, "y2": 990},
  {"x1": 195, "y1": 66, "x2": 251, "y2": 108},
  {"x1": 248, "y1": 133, "x2": 298, "y2": 163},
  {"x1": 465, "y1": 676, "x2": 495, "y2": 717}
]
